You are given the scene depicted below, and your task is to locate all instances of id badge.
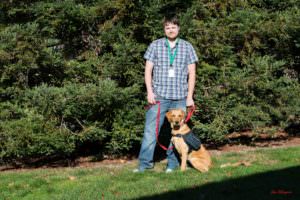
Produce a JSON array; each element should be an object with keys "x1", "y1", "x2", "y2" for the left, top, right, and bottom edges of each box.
[{"x1": 168, "y1": 68, "x2": 175, "y2": 78}]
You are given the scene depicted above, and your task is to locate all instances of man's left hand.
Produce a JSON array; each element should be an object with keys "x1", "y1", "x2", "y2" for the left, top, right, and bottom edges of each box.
[{"x1": 186, "y1": 98, "x2": 194, "y2": 107}]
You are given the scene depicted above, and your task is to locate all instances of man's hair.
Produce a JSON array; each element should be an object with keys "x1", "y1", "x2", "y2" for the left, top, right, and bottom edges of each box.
[{"x1": 163, "y1": 15, "x2": 180, "y2": 27}]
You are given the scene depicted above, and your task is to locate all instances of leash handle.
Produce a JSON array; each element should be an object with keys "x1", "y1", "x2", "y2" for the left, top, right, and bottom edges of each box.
[{"x1": 185, "y1": 105, "x2": 196, "y2": 123}]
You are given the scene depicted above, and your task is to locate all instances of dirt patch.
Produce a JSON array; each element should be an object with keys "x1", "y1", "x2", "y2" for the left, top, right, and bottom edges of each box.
[
  {"x1": 208, "y1": 136, "x2": 300, "y2": 156},
  {"x1": 1, "y1": 136, "x2": 300, "y2": 172}
]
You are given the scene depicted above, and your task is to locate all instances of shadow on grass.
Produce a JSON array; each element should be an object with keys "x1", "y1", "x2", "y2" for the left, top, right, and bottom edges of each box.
[{"x1": 133, "y1": 166, "x2": 299, "y2": 200}]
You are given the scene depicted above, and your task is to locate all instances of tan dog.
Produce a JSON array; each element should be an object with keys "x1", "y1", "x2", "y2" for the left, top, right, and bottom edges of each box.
[{"x1": 166, "y1": 109, "x2": 212, "y2": 172}]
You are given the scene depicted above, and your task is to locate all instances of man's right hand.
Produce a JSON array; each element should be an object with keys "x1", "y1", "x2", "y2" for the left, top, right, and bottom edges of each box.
[{"x1": 147, "y1": 92, "x2": 156, "y2": 105}]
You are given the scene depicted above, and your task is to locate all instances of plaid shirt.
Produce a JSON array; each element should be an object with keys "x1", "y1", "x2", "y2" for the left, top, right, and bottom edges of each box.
[{"x1": 144, "y1": 38, "x2": 198, "y2": 100}]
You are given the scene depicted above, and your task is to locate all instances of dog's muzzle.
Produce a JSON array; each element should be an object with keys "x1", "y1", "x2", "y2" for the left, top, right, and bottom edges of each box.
[{"x1": 173, "y1": 121, "x2": 181, "y2": 130}]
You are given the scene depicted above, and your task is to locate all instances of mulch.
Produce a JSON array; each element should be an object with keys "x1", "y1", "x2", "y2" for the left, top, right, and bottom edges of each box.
[{"x1": 1, "y1": 134, "x2": 299, "y2": 172}]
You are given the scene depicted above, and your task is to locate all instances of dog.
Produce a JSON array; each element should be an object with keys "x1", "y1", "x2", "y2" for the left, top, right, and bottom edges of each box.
[{"x1": 166, "y1": 109, "x2": 212, "y2": 172}]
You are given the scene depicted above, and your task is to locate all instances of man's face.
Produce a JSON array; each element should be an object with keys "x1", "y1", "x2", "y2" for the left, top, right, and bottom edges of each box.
[{"x1": 164, "y1": 23, "x2": 180, "y2": 40}]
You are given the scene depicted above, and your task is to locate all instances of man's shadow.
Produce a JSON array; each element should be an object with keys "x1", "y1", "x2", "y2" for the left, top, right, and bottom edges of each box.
[{"x1": 134, "y1": 165, "x2": 300, "y2": 200}]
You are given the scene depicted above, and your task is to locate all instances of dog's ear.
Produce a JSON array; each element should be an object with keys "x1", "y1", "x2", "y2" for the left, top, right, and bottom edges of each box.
[{"x1": 166, "y1": 111, "x2": 172, "y2": 122}]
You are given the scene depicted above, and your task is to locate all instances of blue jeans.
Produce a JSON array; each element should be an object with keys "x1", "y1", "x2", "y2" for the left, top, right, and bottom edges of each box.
[{"x1": 138, "y1": 97, "x2": 186, "y2": 171}]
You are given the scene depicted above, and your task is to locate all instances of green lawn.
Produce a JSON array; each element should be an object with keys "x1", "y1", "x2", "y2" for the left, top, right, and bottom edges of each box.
[{"x1": 0, "y1": 146, "x2": 299, "y2": 200}]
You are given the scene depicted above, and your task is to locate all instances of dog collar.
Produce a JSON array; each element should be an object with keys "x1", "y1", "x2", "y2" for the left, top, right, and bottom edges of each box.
[
  {"x1": 173, "y1": 131, "x2": 193, "y2": 138},
  {"x1": 174, "y1": 134, "x2": 183, "y2": 138}
]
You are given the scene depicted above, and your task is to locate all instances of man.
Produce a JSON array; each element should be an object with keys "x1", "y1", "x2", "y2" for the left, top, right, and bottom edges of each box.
[{"x1": 134, "y1": 15, "x2": 198, "y2": 173}]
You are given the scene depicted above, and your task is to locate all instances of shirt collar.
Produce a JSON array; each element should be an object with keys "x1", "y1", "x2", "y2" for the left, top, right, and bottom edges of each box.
[{"x1": 164, "y1": 38, "x2": 180, "y2": 47}]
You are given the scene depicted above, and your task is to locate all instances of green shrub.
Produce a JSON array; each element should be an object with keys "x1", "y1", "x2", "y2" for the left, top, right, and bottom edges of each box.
[
  {"x1": 0, "y1": 110, "x2": 75, "y2": 164},
  {"x1": 108, "y1": 104, "x2": 145, "y2": 155},
  {"x1": 0, "y1": 0, "x2": 300, "y2": 162}
]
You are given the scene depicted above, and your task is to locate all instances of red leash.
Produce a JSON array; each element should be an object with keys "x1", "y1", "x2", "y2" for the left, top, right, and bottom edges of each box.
[
  {"x1": 155, "y1": 101, "x2": 172, "y2": 150},
  {"x1": 146, "y1": 101, "x2": 195, "y2": 151},
  {"x1": 185, "y1": 105, "x2": 196, "y2": 123}
]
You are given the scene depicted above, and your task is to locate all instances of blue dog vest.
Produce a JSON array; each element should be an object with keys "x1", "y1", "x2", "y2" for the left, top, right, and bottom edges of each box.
[{"x1": 174, "y1": 131, "x2": 201, "y2": 152}]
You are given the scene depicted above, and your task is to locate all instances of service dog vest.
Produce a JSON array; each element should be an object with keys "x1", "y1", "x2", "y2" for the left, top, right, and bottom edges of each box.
[{"x1": 174, "y1": 131, "x2": 201, "y2": 153}]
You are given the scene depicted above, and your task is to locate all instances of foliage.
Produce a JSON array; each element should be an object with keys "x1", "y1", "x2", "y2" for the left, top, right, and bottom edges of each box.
[
  {"x1": 0, "y1": 108, "x2": 75, "y2": 163},
  {"x1": 0, "y1": 0, "x2": 300, "y2": 163}
]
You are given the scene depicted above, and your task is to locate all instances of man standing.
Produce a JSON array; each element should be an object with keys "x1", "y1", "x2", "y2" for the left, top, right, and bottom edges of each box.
[{"x1": 134, "y1": 15, "x2": 198, "y2": 173}]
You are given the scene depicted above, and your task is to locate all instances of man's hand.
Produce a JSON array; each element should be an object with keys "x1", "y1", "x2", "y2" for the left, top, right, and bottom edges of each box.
[
  {"x1": 186, "y1": 98, "x2": 194, "y2": 107},
  {"x1": 147, "y1": 91, "x2": 156, "y2": 105}
]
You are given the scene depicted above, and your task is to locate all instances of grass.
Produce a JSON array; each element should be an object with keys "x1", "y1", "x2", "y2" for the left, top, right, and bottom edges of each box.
[{"x1": 0, "y1": 146, "x2": 299, "y2": 200}]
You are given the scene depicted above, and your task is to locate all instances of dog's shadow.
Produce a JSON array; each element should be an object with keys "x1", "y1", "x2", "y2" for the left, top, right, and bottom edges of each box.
[
  {"x1": 154, "y1": 118, "x2": 194, "y2": 162},
  {"x1": 153, "y1": 118, "x2": 172, "y2": 161}
]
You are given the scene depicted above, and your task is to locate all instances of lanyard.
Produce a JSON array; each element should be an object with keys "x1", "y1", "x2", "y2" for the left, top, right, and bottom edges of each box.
[{"x1": 166, "y1": 38, "x2": 179, "y2": 67}]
